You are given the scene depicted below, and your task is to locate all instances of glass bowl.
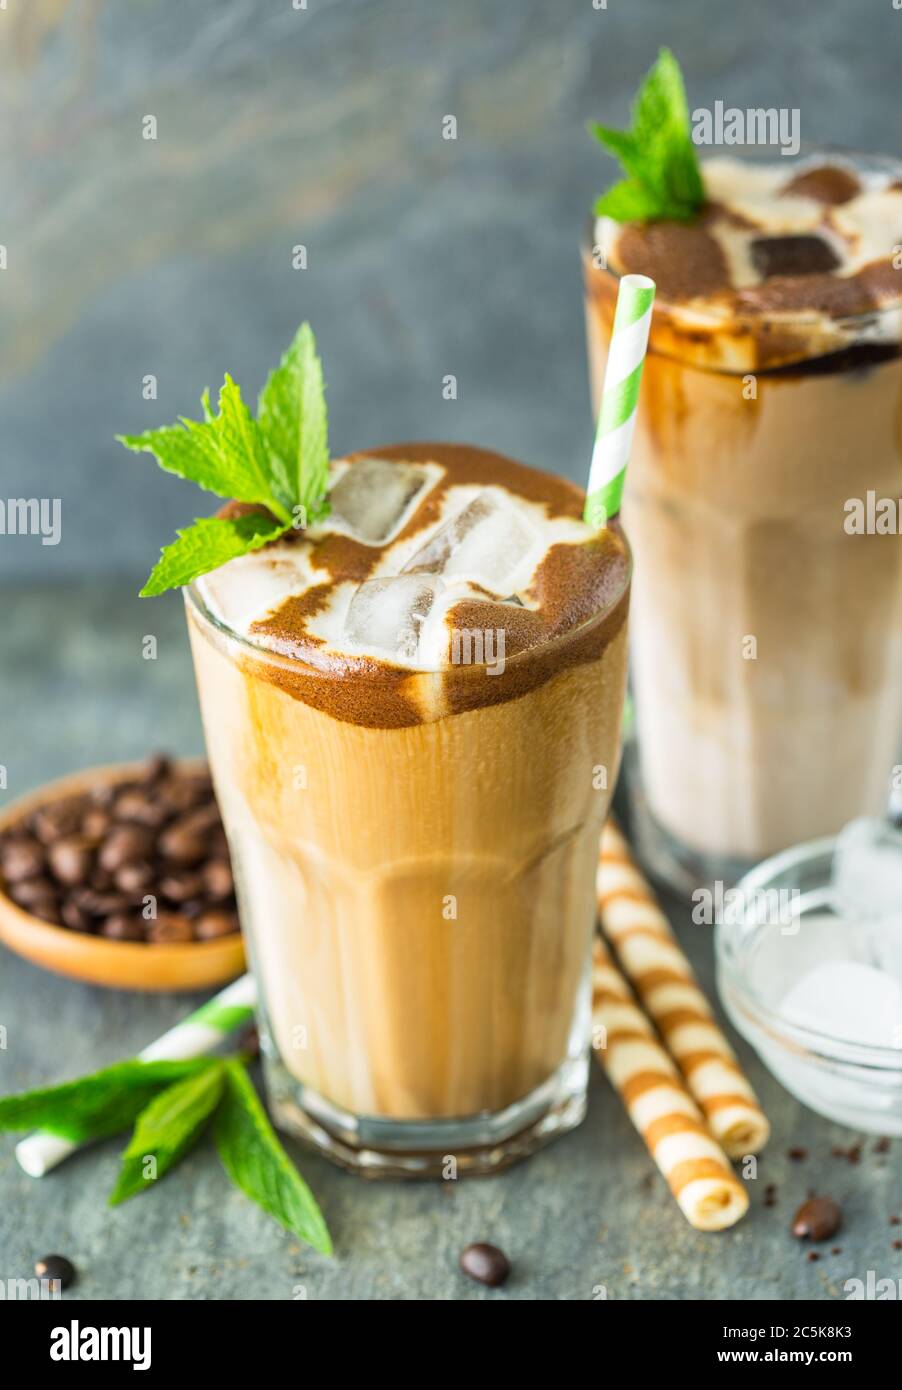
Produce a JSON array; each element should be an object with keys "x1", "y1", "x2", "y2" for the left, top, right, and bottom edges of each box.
[{"x1": 715, "y1": 837, "x2": 902, "y2": 1134}]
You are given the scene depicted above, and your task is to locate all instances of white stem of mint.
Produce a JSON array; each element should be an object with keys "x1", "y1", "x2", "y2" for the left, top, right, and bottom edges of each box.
[
  {"x1": 16, "y1": 974, "x2": 258, "y2": 1178},
  {"x1": 584, "y1": 273, "x2": 656, "y2": 528}
]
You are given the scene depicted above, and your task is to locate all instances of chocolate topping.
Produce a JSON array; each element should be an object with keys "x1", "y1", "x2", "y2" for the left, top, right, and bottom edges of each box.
[
  {"x1": 781, "y1": 164, "x2": 861, "y2": 206},
  {"x1": 749, "y1": 235, "x2": 841, "y2": 280},
  {"x1": 613, "y1": 213, "x2": 731, "y2": 302}
]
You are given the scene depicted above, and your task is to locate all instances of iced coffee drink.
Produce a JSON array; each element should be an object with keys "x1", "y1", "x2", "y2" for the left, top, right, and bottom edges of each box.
[
  {"x1": 584, "y1": 152, "x2": 902, "y2": 886},
  {"x1": 187, "y1": 443, "x2": 630, "y2": 1174}
]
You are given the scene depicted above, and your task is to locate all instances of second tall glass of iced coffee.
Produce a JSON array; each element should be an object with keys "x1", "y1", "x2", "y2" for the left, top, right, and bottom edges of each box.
[
  {"x1": 187, "y1": 443, "x2": 630, "y2": 1174},
  {"x1": 584, "y1": 150, "x2": 902, "y2": 888}
]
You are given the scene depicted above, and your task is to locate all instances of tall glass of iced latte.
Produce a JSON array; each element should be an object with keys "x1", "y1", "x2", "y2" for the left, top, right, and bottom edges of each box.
[
  {"x1": 584, "y1": 151, "x2": 902, "y2": 890},
  {"x1": 187, "y1": 443, "x2": 630, "y2": 1175}
]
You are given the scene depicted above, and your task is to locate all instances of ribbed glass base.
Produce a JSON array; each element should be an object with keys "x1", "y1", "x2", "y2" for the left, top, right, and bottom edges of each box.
[{"x1": 263, "y1": 1051, "x2": 589, "y2": 1179}]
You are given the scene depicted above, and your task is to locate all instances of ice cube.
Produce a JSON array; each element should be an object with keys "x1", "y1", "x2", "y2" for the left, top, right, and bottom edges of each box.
[
  {"x1": 833, "y1": 818, "x2": 902, "y2": 921},
  {"x1": 781, "y1": 960, "x2": 902, "y2": 1049},
  {"x1": 343, "y1": 574, "x2": 443, "y2": 661},
  {"x1": 329, "y1": 458, "x2": 431, "y2": 543},
  {"x1": 831, "y1": 818, "x2": 902, "y2": 973},
  {"x1": 402, "y1": 491, "x2": 538, "y2": 594}
]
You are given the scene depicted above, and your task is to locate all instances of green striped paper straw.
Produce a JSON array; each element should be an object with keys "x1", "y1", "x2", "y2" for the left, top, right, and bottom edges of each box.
[
  {"x1": 15, "y1": 973, "x2": 257, "y2": 1177},
  {"x1": 584, "y1": 273, "x2": 656, "y2": 527}
]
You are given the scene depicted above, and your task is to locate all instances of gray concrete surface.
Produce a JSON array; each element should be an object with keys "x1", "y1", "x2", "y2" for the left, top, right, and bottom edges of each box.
[
  {"x1": 3, "y1": 0, "x2": 902, "y2": 583},
  {"x1": 1, "y1": 586, "x2": 900, "y2": 1301}
]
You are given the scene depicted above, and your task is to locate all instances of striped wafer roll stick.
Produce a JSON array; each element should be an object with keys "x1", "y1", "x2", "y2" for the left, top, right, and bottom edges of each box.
[
  {"x1": 591, "y1": 937, "x2": 749, "y2": 1232},
  {"x1": 597, "y1": 819, "x2": 769, "y2": 1159}
]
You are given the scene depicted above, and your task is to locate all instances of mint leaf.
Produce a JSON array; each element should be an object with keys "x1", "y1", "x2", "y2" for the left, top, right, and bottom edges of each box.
[
  {"x1": 109, "y1": 1063, "x2": 225, "y2": 1205},
  {"x1": 215, "y1": 1060, "x2": 332, "y2": 1255},
  {"x1": 118, "y1": 376, "x2": 290, "y2": 522},
  {"x1": 258, "y1": 322, "x2": 330, "y2": 525},
  {"x1": 0, "y1": 1058, "x2": 218, "y2": 1143},
  {"x1": 590, "y1": 48, "x2": 703, "y2": 222},
  {"x1": 595, "y1": 179, "x2": 666, "y2": 223},
  {"x1": 140, "y1": 512, "x2": 289, "y2": 597}
]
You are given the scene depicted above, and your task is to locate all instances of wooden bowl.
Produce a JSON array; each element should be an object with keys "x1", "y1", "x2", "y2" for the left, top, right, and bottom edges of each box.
[{"x1": 0, "y1": 761, "x2": 246, "y2": 992}]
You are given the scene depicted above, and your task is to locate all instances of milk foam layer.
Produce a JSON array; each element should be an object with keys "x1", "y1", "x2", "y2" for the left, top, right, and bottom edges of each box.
[{"x1": 197, "y1": 448, "x2": 617, "y2": 672}]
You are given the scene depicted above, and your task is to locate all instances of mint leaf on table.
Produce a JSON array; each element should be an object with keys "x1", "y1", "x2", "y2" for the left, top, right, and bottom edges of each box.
[
  {"x1": 215, "y1": 1059, "x2": 332, "y2": 1256},
  {"x1": 139, "y1": 512, "x2": 289, "y2": 597},
  {"x1": 257, "y1": 321, "x2": 330, "y2": 528},
  {"x1": 109, "y1": 1062, "x2": 226, "y2": 1205},
  {"x1": 0, "y1": 1058, "x2": 218, "y2": 1144},
  {"x1": 118, "y1": 320, "x2": 331, "y2": 596},
  {"x1": 591, "y1": 48, "x2": 704, "y2": 223}
]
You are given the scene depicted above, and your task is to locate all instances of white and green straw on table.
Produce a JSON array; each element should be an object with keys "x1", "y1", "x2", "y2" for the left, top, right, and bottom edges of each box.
[
  {"x1": 15, "y1": 973, "x2": 258, "y2": 1177},
  {"x1": 584, "y1": 272, "x2": 656, "y2": 528}
]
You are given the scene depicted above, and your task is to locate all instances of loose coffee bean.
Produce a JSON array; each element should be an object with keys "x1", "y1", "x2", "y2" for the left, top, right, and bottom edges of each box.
[
  {"x1": 32, "y1": 901, "x2": 63, "y2": 924},
  {"x1": 9, "y1": 876, "x2": 57, "y2": 910},
  {"x1": 159, "y1": 779, "x2": 207, "y2": 814},
  {"x1": 81, "y1": 809, "x2": 112, "y2": 841},
  {"x1": 202, "y1": 859, "x2": 233, "y2": 900},
  {"x1": 99, "y1": 824, "x2": 154, "y2": 873},
  {"x1": 113, "y1": 861, "x2": 155, "y2": 895},
  {"x1": 35, "y1": 1254, "x2": 76, "y2": 1290},
  {"x1": 30, "y1": 803, "x2": 80, "y2": 845},
  {"x1": 459, "y1": 1243, "x2": 511, "y2": 1288},
  {"x1": 147, "y1": 913, "x2": 194, "y2": 944},
  {"x1": 180, "y1": 802, "x2": 222, "y2": 836},
  {"x1": 113, "y1": 788, "x2": 167, "y2": 828},
  {"x1": 207, "y1": 827, "x2": 229, "y2": 859},
  {"x1": 61, "y1": 900, "x2": 94, "y2": 933},
  {"x1": 159, "y1": 870, "x2": 204, "y2": 904},
  {"x1": 792, "y1": 1196, "x2": 842, "y2": 1242},
  {"x1": 158, "y1": 821, "x2": 207, "y2": 867},
  {"x1": 71, "y1": 886, "x2": 132, "y2": 917},
  {"x1": 194, "y1": 909, "x2": 238, "y2": 941},
  {"x1": 1, "y1": 836, "x2": 46, "y2": 883},
  {"x1": 48, "y1": 835, "x2": 94, "y2": 887},
  {"x1": 140, "y1": 753, "x2": 171, "y2": 784},
  {"x1": 101, "y1": 913, "x2": 144, "y2": 942}
]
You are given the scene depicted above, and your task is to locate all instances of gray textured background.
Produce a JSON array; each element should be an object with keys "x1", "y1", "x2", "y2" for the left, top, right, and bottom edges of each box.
[
  {"x1": 2, "y1": 0, "x2": 902, "y2": 583},
  {"x1": 2, "y1": 0, "x2": 902, "y2": 1304}
]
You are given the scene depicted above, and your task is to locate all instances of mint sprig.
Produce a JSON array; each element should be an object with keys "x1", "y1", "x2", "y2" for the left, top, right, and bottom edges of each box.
[
  {"x1": 118, "y1": 321, "x2": 331, "y2": 597},
  {"x1": 1, "y1": 1054, "x2": 332, "y2": 1254},
  {"x1": 590, "y1": 48, "x2": 704, "y2": 223}
]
